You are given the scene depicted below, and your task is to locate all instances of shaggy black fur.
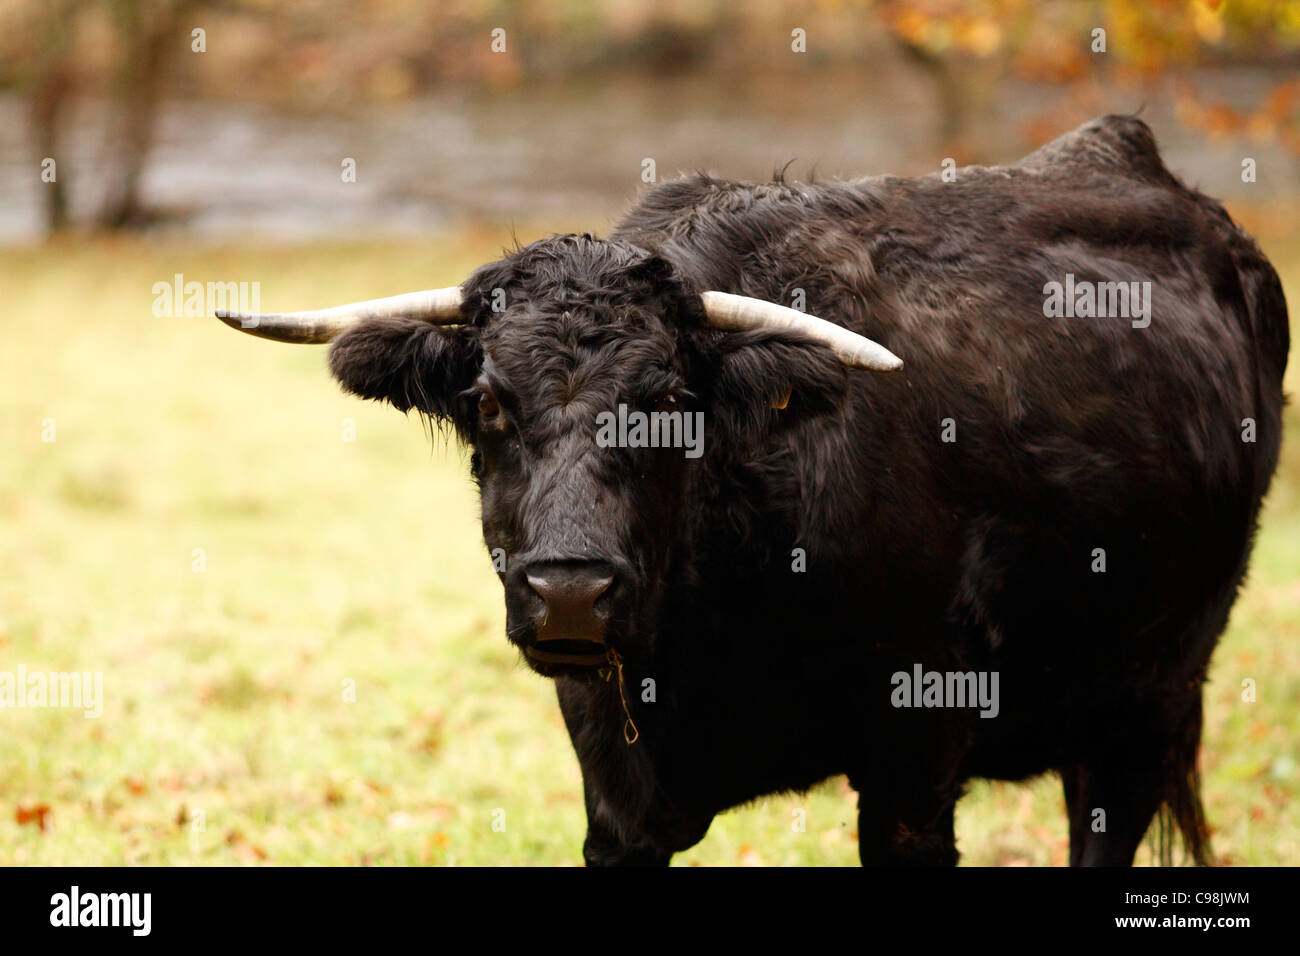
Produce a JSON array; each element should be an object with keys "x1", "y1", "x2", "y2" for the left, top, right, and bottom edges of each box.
[{"x1": 327, "y1": 115, "x2": 1289, "y2": 866}]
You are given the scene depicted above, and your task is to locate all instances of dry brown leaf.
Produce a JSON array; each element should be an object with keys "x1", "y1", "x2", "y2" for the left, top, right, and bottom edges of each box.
[{"x1": 15, "y1": 803, "x2": 51, "y2": 831}]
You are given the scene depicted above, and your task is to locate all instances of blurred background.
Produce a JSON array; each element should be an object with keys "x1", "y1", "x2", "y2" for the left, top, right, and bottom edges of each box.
[
  {"x1": 1, "y1": 0, "x2": 1296, "y2": 865},
  {"x1": 3, "y1": 0, "x2": 1300, "y2": 238}
]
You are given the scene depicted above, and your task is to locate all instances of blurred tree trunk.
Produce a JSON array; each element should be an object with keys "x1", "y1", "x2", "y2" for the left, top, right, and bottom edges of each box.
[
  {"x1": 27, "y1": 1, "x2": 83, "y2": 234},
  {"x1": 894, "y1": 38, "x2": 965, "y2": 151},
  {"x1": 30, "y1": 67, "x2": 73, "y2": 233},
  {"x1": 97, "y1": 0, "x2": 193, "y2": 229}
]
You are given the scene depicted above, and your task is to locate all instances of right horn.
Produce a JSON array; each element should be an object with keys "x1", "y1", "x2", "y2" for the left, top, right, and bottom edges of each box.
[
  {"x1": 215, "y1": 286, "x2": 465, "y2": 344},
  {"x1": 700, "y1": 291, "x2": 902, "y2": 372}
]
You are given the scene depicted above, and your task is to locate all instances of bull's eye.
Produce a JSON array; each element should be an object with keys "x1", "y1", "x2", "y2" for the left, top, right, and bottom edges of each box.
[{"x1": 478, "y1": 391, "x2": 500, "y2": 419}]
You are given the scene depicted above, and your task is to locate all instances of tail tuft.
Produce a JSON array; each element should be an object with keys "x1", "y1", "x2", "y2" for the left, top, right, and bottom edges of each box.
[{"x1": 1154, "y1": 702, "x2": 1212, "y2": 866}]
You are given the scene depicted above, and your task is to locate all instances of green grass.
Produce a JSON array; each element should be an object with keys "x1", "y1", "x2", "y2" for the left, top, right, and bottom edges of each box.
[{"x1": 1, "y1": 225, "x2": 1296, "y2": 865}]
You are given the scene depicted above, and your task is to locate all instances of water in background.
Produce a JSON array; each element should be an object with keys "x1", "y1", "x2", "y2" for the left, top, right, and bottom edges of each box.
[{"x1": 0, "y1": 67, "x2": 1295, "y2": 242}]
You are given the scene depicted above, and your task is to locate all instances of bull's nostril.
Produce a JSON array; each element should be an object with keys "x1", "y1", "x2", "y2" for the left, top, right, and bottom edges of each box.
[
  {"x1": 524, "y1": 564, "x2": 615, "y2": 644},
  {"x1": 525, "y1": 572, "x2": 613, "y2": 608}
]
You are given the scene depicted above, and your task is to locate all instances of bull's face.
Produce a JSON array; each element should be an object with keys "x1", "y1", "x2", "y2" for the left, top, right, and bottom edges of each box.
[
  {"x1": 216, "y1": 234, "x2": 900, "y2": 679},
  {"x1": 466, "y1": 265, "x2": 696, "y2": 678}
]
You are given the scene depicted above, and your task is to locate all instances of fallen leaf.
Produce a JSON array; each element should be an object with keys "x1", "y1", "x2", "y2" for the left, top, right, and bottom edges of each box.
[{"x1": 16, "y1": 803, "x2": 51, "y2": 831}]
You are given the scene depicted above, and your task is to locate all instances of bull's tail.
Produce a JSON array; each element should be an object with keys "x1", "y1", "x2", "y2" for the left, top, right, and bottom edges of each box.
[{"x1": 1153, "y1": 696, "x2": 1212, "y2": 866}]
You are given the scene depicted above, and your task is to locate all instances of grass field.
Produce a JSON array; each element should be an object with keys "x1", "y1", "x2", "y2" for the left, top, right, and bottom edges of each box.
[{"x1": 1, "y1": 222, "x2": 1296, "y2": 866}]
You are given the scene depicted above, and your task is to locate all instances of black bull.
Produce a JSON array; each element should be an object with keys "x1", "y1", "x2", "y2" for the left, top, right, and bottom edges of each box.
[{"x1": 217, "y1": 115, "x2": 1289, "y2": 865}]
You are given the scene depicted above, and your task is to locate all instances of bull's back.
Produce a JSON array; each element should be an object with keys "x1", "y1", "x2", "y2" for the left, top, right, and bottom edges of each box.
[
  {"x1": 622, "y1": 115, "x2": 1287, "y2": 741},
  {"x1": 621, "y1": 116, "x2": 1285, "y2": 519}
]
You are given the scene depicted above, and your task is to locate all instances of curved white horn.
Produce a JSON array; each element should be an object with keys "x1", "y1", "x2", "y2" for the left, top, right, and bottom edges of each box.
[
  {"x1": 215, "y1": 286, "x2": 465, "y2": 344},
  {"x1": 700, "y1": 291, "x2": 902, "y2": 372}
]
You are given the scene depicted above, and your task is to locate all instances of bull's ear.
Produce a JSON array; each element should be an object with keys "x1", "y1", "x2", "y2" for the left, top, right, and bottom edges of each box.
[
  {"x1": 328, "y1": 317, "x2": 479, "y2": 422},
  {"x1": 709, "y1": 329, "x2": 848, "y2": 440}
]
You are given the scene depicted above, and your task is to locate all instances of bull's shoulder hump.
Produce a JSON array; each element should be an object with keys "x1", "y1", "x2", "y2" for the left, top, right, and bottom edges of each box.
[
  {"x1": 612, "y1": 173, "x2": 823, "y2": 256},
  {"x1": 1014, "y1": 114, "x2": 1176, "y2": 183},
  {"x1": 616, "y1": 174, "x2": 813, "y2": 227}
]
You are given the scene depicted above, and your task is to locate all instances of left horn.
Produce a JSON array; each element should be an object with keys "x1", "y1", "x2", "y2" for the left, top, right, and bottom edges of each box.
[
  {"x1": 700, "y1": 291, "x2": 902, "y2": 372},
  {"x1": 215, "y1": 286, "x2": 465, "y2": 344}
]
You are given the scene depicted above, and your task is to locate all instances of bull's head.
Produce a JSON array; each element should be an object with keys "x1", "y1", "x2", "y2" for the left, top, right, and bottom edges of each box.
[{"x1": 216, "y1": 235, "x2": 900, "y2": 678}]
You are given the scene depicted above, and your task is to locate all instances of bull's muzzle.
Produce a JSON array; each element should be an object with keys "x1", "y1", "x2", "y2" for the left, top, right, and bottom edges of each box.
[{"x1": 521, "y1": 563, "x2": 616, "y2": 666}]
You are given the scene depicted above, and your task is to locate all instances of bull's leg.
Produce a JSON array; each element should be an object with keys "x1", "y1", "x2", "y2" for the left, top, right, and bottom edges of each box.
[
  {"x1": 1062, "y1": 698, "x2": 1214, "y2": 868},
  {"x1": 852, "y1": 777, "x2": 960, "y2": 866},
  {"x1": 1060, "y1": 764, "x2": 1090, "y2": 867},
  {"x1": 1060, "y1": 758, "x2": 1165, "y2": 866},
  {"x1": 851, "y1": 703, "x2": 968, "y2": 866}
]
